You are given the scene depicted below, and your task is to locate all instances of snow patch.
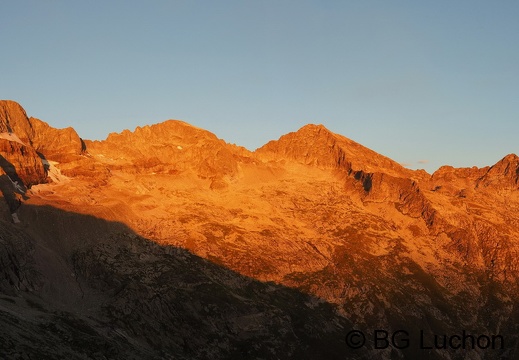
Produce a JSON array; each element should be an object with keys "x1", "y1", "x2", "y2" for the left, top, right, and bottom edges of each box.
[
  {"x1": 46, "y1": 160, "x2": 69, "y2": 183},
  {"x1": 0, "y1": 132, "x2": 25, "y2": 145}
]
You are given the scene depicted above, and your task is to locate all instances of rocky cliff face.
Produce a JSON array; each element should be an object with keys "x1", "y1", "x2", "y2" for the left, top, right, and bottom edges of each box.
[
  {"x1": 0, "y1": 138, "x2": 46, "y2": 188},
  {"x1": 0, "y1": 100, "x2": 518, "y2": 359},
  {"x1": 0, "y1": 100, "x2": 35, "y2": 142},
  {"x1": 28, "y1": 117, "x2": 85, "y2": 162},
  {"x1": 0, "y1": 100, "x2": 88, "y2": 208},
  {"x1": 0, "y1": 100, "x2": 84, "y2": 162}
]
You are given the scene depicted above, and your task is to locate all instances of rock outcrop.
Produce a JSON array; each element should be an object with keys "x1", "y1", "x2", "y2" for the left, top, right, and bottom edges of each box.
[
  {"x1": 0, "y1": 100, "x2": 84, "y2": 162},
  {"x1": 0, "y1": 138, "x2": 46, "y2": 188}
]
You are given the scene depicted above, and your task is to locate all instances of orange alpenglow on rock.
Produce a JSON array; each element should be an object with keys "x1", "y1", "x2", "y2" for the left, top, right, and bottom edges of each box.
[{"x1": 0, "y1": 99, "x2": 518, "y2": 359}]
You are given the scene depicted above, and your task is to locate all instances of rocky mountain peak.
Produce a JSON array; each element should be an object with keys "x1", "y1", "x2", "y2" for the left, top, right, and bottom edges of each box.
[
  {"x1": 489, "y1": 153, "x2": 519, "y2": 178},
  {"x1": 0, "y1": 100, "x2": 35, "y2": 144},
  {"x1": 256, "y1": 123, "x2": 409, "y2": 177},
  {"x1": 105, "y1": 119, "x2": 217, "y2": 145},
  {"x1": 496, "y1": 153, "x2": 519, "y2": 166},
  {"x1": 295, "y1": 123, "x2": 329, "y2": 133},
  {"x1": 88, "y1": 119, "x2": 243, "y2": 186},
  {"x1": 477, "y1": 153, "x2": 519, "y2": 190},
  {"x1": 0, "y1": 100, "x2": 84, "y2": 162},
  {"x1": 0, "y1": 101, "x2": 47, "y2": 189}
]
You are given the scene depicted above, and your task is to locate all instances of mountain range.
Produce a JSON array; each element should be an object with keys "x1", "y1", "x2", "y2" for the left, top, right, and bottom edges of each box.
[{"x1": 1, "y1": 99, "x2": 518, "y2": 359}]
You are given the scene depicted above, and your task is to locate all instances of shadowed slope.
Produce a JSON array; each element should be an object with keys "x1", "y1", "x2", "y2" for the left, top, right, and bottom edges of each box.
[{"x1": 1, "y1": 204, "x2": 357, "y2": 360}]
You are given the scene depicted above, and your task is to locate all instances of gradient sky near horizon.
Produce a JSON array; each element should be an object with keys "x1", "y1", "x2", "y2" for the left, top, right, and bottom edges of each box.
[{"x1": 1, "y1": 1, "x2": 518, "y2": 173}]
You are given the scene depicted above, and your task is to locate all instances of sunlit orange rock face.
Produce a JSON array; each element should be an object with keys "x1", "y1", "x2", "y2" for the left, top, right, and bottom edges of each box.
[{"x1": 1, "y1": 99, "x2": 519, "y2": 359}]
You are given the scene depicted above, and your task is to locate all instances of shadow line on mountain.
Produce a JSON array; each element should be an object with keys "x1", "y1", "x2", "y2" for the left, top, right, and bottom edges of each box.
[
  {"x1": 3, "y1": 203, "x2": 363, "y2": 360},
  {"x1": 6, "y1": 203, "x2": 517, "y2": 360}
]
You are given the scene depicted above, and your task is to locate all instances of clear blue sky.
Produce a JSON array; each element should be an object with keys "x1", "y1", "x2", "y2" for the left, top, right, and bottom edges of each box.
[{"x1": 1, "y1": 1, "x2": 518, "y2": 173}]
